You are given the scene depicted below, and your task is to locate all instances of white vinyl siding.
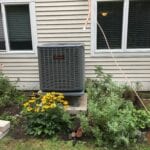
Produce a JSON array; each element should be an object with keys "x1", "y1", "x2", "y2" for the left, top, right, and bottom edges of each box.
[{"x1": 0, "y1": 0, "x2": 150, "y2": 90}]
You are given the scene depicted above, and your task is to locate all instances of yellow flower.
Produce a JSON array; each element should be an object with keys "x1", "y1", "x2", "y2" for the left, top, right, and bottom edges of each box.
[
  {"x1": 59, "y1": 99, "x2": 64, "y2": 103},
  {"x1": 23, "y1": 102, "x2": 29, "y2": 107},
  {"x1": 63, "y1": 101, "x2": 68, "y2": 105},
  {"x1": 42, "y1": 97, "x2": 47, "y2": 104},
  {"x1": 34, "y1": 107, "x2": 40, "y2": 112},
  {"x1": 27, "y1": 107, "x2": 33, "y2": 112},
  {"x1": 31, "y1": 96, "x2": 36, "y2": 100},
  {"x1": 43, "y1": 105, "x2": 50, "y2": 109},
  {"x1": 29, "y1": 99, "x2": 35, "y2": 103},
  {"x1": 58, "y1": 95, "x2": 64, "y2": 99},
  {"x1": 41, "y1": 108, "x2": 45, "y2": 112},
  {"x1": 51, "y1": 103, "x2": 56, "y2": 109}
]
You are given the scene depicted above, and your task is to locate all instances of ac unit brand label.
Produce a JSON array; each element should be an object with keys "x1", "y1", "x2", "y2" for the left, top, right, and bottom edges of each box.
[{"x1": 53, "y1": 55, "x2": 64, "y2": 60}]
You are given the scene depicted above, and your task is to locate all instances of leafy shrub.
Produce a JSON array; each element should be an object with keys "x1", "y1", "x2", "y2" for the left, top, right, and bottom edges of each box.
[
  {"x1": 133, "y1": 109, "x2": 150, "y2": 130},
  {"x1": 0, "y1": 72, "x2": 23, "y2": 107},
  {"x1": 79, "y1": 66, "x2": 150, "y2": 149},
  {"x1": 22, "y1": 92, "x2": 71, "y2": 137}
]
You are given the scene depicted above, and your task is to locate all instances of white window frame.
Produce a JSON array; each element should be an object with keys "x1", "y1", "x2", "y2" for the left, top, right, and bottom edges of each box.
[
  {"x1": 0, "y1": 0, "x2": 37, "y2": 54},
  {"x1": 91, "y1": 0, "x2": 150, "y2": 56}
]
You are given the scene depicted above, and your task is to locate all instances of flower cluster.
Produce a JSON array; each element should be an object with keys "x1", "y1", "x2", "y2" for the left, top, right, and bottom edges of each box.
[{"x1": 23, "y1": 92, "x2": 69, "y2": 112}]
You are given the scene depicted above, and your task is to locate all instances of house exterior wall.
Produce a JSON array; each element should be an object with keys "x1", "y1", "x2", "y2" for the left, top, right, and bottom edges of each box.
[{"x1": 0, "y1": 0, "x2": 150, "y2": 90}]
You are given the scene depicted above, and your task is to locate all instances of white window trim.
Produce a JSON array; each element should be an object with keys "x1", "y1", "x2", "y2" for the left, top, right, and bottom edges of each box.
[
  {"x1": 0, "y1": 0, "x2": 37, "y2": 54},
  {"x1": 91, "y1": 0, "x2": 150, "y2": 56}
]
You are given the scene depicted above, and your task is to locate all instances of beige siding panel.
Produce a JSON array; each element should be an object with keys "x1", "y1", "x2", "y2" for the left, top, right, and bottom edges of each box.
[
  {"x1": 0, "y1": 56, "x2": 39, "y2": 90},
  {"x1": 5, "y1": 74, "x2": 39, "y2": 78},
  {"x1": 36, "y1": 0, "x2": 80, "y2": 2},
  {"x1": 37, "y1": 20, "x2": 86, "y2": 25},
  {"x1": 37, "y1": 23, "x2": 89, "y2": 27},
  {"x1": 85, "y1": 57, "x2": 150, "y2": 62},
  {"x1": 9, "y1": 78, "x2": 39, "y2": 82},
  {"x1": 36, "y1": 6, "x2": 88, "y2": 12},
  {"x1": 85, "y1": 62, "x2": 150, "y2": 66},
  {"x1": 0, "y1": 54, "x2": 37, "y2": 58},
  {"x1": 15, "y1": 82, "x2": 40, "y2": 90},
  {"x1": 38, "y1": 38, "x2": 90, "y2": 42},
  {"x1": 85, "y1": 70, "x2": 150, "y2": 75},
  {"x1": 36, "y1": 11, "x2": 87, "y2": 16},
  {"x1": 85, "y1": 75, "x2": 150, "y2": 81},
  {"x1": 36, "y1": 1, "x2": 87, "y2": 6},
  {"x1": 85, "y1": 53, "x2": 150, "y2": 57},
  {"x1": 38, "y1": 33, "x2": 90, "y2": 38},
  {"x1": 2, "y1": 67, "x2": 38, "y2": 71},
  {"x1": 37, "y1": 29, "x2": 90, "y2": 33},
  {"x1": 3, "y1": 70, "x2": 39, "y2": 74},
  {"x1": 2, "y1": 63, "x2": 38, "y2": 67},
  {"x1": 85, "y1": 65, "x2": 150, "y2": 70},
  {"x1": 36, "y1": 0, "x2": 83, "y2": 2},
  {"x1": 37, "y1": 15, "x2": 87, "y2": 20},
  {"x1": 37, "y1": 11, "x2": 88, "y2": 17}
]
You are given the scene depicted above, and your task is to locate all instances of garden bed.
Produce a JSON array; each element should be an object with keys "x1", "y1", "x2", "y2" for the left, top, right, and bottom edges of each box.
[{"x1": 1, "y1": 68, "x2": 150, "y2": 149}]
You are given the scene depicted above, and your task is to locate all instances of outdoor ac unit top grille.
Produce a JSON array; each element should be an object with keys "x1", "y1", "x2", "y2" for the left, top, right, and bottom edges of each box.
[{"x1": 38, "y1": 44, "x2": 84, "y2": 92}]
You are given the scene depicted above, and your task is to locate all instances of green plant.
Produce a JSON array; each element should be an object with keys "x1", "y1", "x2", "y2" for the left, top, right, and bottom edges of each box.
[
  {"x1": 133, "y1": 109, "x2": 150, "y2": 129},
  {"x1": 0, "y1": 113, "x2": 18, "y2": 125},
  {"x1": 0, "y1": 72, "x2": 23, "y2": 107},
  {"x1": 22, "y1": 92, "x2": 71, "y2": 137},
  {"x1": 86, "y1": 66, "x2": 126, "y2": 103},
  {"x1": 79, "y1": 66, "x2": 150, "y2": 149}
]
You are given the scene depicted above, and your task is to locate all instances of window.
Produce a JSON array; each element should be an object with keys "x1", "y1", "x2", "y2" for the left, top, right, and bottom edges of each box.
[
  {"x1": 97, "y1": 1, "x2": 123, "y2": 49},
  {"x1": 92, "y1": 0, "x2": 150, "y2": 53},
  {"x1": 6, "y1": 5, "x2": 32, "y2": 50},
  {"x1": 0, "y1": 1, "x2": 36, "y2": 53},
  {"x1": 128, "y1": 0, "x2": 150, "y2": 48}
]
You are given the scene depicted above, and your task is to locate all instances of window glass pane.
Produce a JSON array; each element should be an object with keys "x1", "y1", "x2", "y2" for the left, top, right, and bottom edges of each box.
[
  {"x1": 6, "y1": 5, "x2": 32, "y2": 50},
  {"x1": 0, "y1": 5, "x2": 5, "y2": 50},
  {"x1": 128, "y1": 0, "x2": 150, "y2": 48},
  {"x1": 97, "y1": 1, "x2": 123, "y2": 49}
]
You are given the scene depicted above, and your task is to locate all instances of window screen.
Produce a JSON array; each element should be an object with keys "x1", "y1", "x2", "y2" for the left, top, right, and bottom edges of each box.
[
  {"x1": 5, "y1": 5, "x2": 32, "y2": 50},
  {"x1": 97, "y1": 1, "x2": 123, "y2": 49},
  {"x1": 127, "y1": 0, "x2": 150, "y2": 48},
  {"x1": 0, "y1": 5, "x2": 5, "y2": 50}
]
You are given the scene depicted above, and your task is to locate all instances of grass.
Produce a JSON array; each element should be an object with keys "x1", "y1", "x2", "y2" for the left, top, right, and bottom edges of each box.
[
  {"x1": 0, "y1": 136, "x2": 150, "y2": 150},
  {"x1": 0, "y1": 136, "x2": 98, "y2": 150}
]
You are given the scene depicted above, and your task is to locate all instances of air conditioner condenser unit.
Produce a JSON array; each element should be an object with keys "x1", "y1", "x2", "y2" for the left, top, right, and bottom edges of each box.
[{"x1": 38, "y1": 43, "x2": 85, "y2": 96}]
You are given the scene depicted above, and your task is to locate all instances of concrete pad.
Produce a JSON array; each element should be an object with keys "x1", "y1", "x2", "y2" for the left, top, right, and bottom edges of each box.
[
  {"x1": 67, "y1": 94, "x2": 87, "y2": 114},
  {"x1": 0, "y1": 120, "x2": 10, "y2": 133}
]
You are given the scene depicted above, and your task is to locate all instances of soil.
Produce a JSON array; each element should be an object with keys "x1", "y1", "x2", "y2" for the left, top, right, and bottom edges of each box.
[
  {"x1": 0, "y1": 104, "x2": 28, "y2": 139},
  {"x1": 0, "y1": 104, "x2": 21, "y2": 115},
  {"x1": 9, "y1": 117, "x2": 28, "y2": 139},
  {"x1": 145, "y1": 131, "x2": 150, "y2": 144}
]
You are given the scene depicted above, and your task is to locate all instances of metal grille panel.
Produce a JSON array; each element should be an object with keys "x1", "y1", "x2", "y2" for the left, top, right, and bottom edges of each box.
[{"x1": 38, "y1": 44, "x2": 84, "y2": 92}]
